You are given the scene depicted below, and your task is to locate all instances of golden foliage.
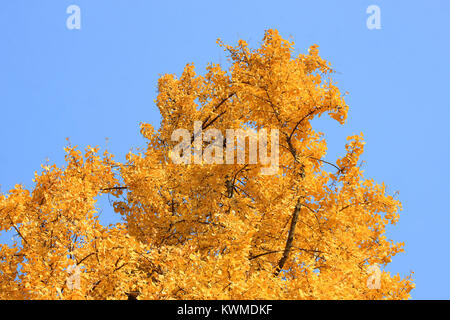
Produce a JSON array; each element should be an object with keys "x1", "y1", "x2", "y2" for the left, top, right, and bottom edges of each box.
[{"x1": 0, "y1": 30, "x2": 413, "y2": 300}]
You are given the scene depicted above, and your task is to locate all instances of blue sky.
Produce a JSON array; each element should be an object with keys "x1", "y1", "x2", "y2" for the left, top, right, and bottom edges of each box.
[{"x1": 0, "y1": 0, "x2": 449, "y2": 299}]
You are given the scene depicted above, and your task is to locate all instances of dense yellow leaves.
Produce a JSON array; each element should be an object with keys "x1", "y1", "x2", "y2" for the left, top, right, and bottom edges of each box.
[{"x1": 0, "y1": 29, "x2": 413, "y2": 300}]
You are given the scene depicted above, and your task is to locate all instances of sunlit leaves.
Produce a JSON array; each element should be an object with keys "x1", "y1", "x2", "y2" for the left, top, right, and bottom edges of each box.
[{"x1": 0, "y1": 30, "x2": 413, "y2": 300}]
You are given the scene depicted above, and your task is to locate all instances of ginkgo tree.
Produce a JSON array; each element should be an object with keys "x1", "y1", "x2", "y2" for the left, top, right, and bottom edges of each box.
[{"x1": 0, "y1": 29, "x2": 414, "y2": 300}]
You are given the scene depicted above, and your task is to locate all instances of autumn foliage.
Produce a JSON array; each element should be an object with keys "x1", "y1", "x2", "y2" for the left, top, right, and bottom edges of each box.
[{"x1": 0, "y1": 30, "x2": 414, "y2": 299}]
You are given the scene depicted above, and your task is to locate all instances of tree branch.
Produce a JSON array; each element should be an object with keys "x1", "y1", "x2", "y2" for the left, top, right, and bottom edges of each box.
[
  {"x1": 274, "y1": 198, "x2": 302, "y2": 276},
  {"x1": 100, "y1": 186, "x2": 128, "y2": 192}
]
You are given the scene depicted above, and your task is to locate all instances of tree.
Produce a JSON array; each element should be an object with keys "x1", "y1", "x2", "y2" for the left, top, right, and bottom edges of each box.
[{"x1": 0, "y1": 29, "x2": 414, "y2": 300}]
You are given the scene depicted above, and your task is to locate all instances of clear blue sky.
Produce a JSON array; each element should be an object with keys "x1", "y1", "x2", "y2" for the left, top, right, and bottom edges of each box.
[{"x1": 1, "y1": 0, "x2": 449, "y2": 299}]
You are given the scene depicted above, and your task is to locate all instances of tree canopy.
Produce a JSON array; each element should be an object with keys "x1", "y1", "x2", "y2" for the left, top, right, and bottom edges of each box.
[{"x1": 0, "y1": 29, "x2": 414, "y2": 299}]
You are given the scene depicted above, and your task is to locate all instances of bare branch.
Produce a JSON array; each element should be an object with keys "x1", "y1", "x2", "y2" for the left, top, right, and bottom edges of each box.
[{"x1": 274, "y1": 198, "x2": 302, "y2": 276}]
